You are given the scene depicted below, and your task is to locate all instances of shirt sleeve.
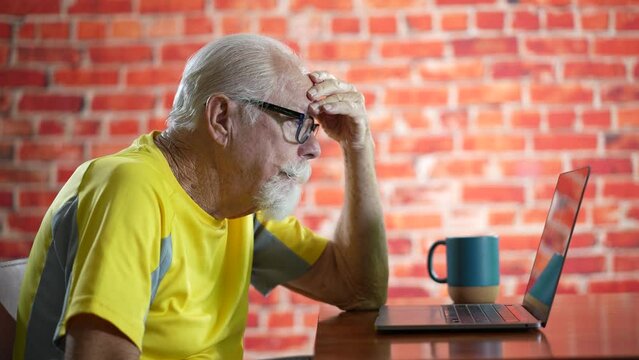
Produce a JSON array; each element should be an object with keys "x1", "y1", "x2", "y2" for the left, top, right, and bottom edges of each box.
[
  {"x1": 57, "y1": 159, "x2": 168, "y2": 350},
  {"x1": 251, "y1": 212, "x2": 329, "y2": 295}
]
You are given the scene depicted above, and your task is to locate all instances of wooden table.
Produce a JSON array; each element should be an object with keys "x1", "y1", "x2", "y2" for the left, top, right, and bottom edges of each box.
[{"x1": 314, "y1": 293, "x2": 639, "y2": 359}]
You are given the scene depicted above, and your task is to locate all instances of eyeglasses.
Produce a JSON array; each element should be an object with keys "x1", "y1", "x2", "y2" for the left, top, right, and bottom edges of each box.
[{"x1": 243, "y1": 99, "x2": 320, "y2": 144}]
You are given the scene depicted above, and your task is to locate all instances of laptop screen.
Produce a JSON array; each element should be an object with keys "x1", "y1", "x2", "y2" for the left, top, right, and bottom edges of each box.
[{"x1": 522, "y1": 167, "x2": 590, "y2": 326}]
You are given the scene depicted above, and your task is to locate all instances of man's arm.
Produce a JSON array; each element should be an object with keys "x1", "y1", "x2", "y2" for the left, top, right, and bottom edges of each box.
[
  {"x1": 65, "y1": 314, "x2": 140, "y2": 360},
  {"x1": 285, "y1": 71, "x2": 388, "y2": 311}
]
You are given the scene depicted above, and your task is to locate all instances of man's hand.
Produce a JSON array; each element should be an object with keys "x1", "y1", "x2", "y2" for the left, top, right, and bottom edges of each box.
[{"x1": 307, "y1": 71, "x2": 370, "y2": 149}]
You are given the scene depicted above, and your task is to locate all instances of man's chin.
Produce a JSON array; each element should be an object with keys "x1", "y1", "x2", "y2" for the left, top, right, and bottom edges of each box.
[{"x1": 257, "y1": 183, "x2": 303, "y2": 222}]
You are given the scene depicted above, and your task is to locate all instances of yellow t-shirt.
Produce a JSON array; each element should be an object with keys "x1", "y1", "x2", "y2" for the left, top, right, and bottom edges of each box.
[{"x1": 14, "y1": 132, "x2": 328, "y2": 360}]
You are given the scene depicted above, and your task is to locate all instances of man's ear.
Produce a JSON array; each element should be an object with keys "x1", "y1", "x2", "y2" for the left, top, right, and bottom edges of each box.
[{"x1": 205, "y1": 94, "x2": 236, "y2": 146}]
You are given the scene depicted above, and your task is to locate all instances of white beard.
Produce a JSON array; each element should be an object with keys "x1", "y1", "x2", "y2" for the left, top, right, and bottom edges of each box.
[{"x1": 255, "y1": 161, "x2": 311, "y2": 221}]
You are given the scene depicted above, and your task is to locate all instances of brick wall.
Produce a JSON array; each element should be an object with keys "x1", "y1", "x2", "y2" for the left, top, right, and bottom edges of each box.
[{"x1": 1, "y1": 0, "x2": 638, "y2": 358}]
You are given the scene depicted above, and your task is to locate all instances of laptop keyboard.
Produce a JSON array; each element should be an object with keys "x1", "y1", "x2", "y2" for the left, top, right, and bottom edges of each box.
[{"x1": 443, "y1": 304, "x2": 520, "y2": 324}]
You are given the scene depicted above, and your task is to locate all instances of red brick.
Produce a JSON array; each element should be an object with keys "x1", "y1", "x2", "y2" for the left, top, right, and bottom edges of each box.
[
  {"x1": 346, "y1": 65, "x2": 409, "y2": 83},
  {"x1": 629, "y1": 206, "x2": 639, "y2": 221},
  {"x1": 388, "y1": 286, "x2": 430, "y2": 298},
  {"x1": 547, "y1": 110, "x2": 575, "y2": 129},
  {"x1": 615, "y1": 255, "x2": 639, "y2": 272},
  {"x1": 89, "y1": 142, "x2": 131, "y2": 158},
  {"x1": 477, "y1": 11, "x2": 505, "y2": 29},
  {"x1": 291, "y1": 0, "x2": 352, "y2": 9},
  {"x1": 563, "y1": 256, "x2": 606, "y2": 274},
  {"x1": 41, "y1": 22, "x2": 70, "y2": 39},
  {"x1": 221, "y1": 16, "x2": 250, "y2": 35},
  {"x1": 589, "y1": 280, "x2": 639, "y2": 293},
  {"x1": 463, "y1": 134, "x2": 525, "y2": 152},
  {"x1": 530, "y1": 84, "x2": 592, "y2": 104},
  {"x1": 248, "y1": 287, "x2": 280, "y2": 305},
  {"x1": 618, "y1": 108, "x2": 639, "y2": 128},
  {"x1": 458, "y1": 83, "x2": 520, "y2": 104},
  {"x1": 19, "y1": 141, "x2": 84, "y2": 161},
  {"x1": 0, "y1": 23, "x2": 12, "y2": 39},
  {"x1": 243, "y1": 335, "x2": 308, "y2": 351},
  {"x1": 147, "y1": 18, "x2": 182, "y2": 38},
  {"x1": 385, "y1": 88, "x2": 448, "y2": 106},
  {"x1": 0, "y1": 240, "x2": 33, "y2": 259},
  {"x1": 579, "y1": 0, "x2": 638, "y2": 4},
  {"x1": 0, "y1": 0, "x2": 60, "y2": 15},
  {"x1": 605, "y1": 133, "x2": 639, "y2": 150},
  {"x1": 92, "y1": 94, "x2": 155, "y2": 111},
  {"x1": 581, "y1": 11, "x2": 608, "y2": 30},
  {"x1": 73, "y1": 120, "x2": 102, "y2": 136},
  {"x1": 534, "y1": 134, "x2": 597, "y2": 150},
  {"x1": 0, "y1": 191, "x2": 12, "y2": 208},
  {"x1": 476, "y1": 109, "x2": 504, "y2": 128},
  {"x1": 564, "y1": 62, "x2": 625, "y2": 78},
  {"x1": 77, "y1": 20, "x2": 107, "y2": 39},
  {"x1": 69, "y1": 0, "x2": 132, "y2": 13},
  {"x1": 18, "y1": 23, "x2": 35, "y2": 39},
  {"x1": 436, "y1": 0, "x2": 495, "y2": 4},
  {"x1": 571, "y1": 233, "x2": 596, "y2": 248},
  {"x1": 603, "y1": 85, "x2": 639, "y2": 102},
  {"x1": 500, "y1": 159, "x2": 563, "y2": 177},
  {"x1": 258, "y1": 17, "x2": 287, "y2": 36},
  {"x1": 546, "y1": 11, "x2": 574, "y2": 29},
  {"x1": 161, "y1": 42, "x2": 206, "y2": 62},
  {"x1": 19, "y1": 94, "x2": 83, "y2": 112},
  {"x1": 380, "y1": 40, "x2": 443, "y2": 58},
  {"x1": 185, "y1": 16, "x2": 213, "y2": 35},
  {"x1": 370, "y1": 16, "x2": 396, "y2": 34},
  {"x1": 595, "y1": 39, "x2": 639, "y2": 55},
  {"x1": 394, "y1": 263, "x2": 428, "y2": 278},
  {"x1": 441, "y1": 12, "x2": 468, "y2": 31},
  {"x1": 290, "y1": 291, "x2": 319, "y2": 305},
  {"x1": 38, "y1": 120, "x2": 65, "y2": 135},
  {"x1": 453, "y1": 37, "x2": 517, "y2": 57},
  {"x1": 126, "y1": 67, "x2": 182, "y2": 86},
  {"x1": 520, "y1": 0, "x2": 570, "y2": 4},
  {"x1": 501, "y1": 257, "x2": 533, "y2": 276},
  {"x1": 112, "y1": 20, "x2": 141, "y2": 39},
  {"x1": 463, "y1": 185, "x2": 525, "y2": 203},
  {"x1": 582, "y1": 109, "x2": 611, "y2": 128},
  {"x1": 140, "y1": 0, "x2": 204, "y2": 13},
  {"x1": 375, "y1": 160, "x2": 415, "y2": 179},
  {"x1": 603, "y1": 182, "x2": 639, "y2": 200},
  {"x1": 390, "y1": 184, "x2": 454, "y2": 206},
  {"x1": 592, "y1": 205, "x2": 620, "y2": 225},
  {"x1": 492, "y1": 61, "x2": 553, "y2": 79},
  {"x1": 406, "y1": 14, "x2": 432, "y2": 32},
  {"x1": 109, "y1": 119, "x2": 140, "y2": 136},
  {"x1": 0, "y1": 69, "x2": 46, "y2": 87},
  {"x1": 8, "y1": 213, "x2": 44, "y2": 233},
  {"x1": 489, "y1": 210, "x2": 516, "y2": 226},
  {"x1": 90, "y1": 45, "x2": 152, "y2": 63},
  {"x1": 308, "y1": 41, "x2": 371, "y2": 61},
  {"x1": 0, "y1": 45, "x2": 8, "y2": 65},
  {"x1": 214, "y1": 0, "x2": 277, "y2": 9},
  {"x1": 420, "y1": 61, "x2": 484, "y2": 80},
  {"x1": 267, "y1": 312, "x2": 294, "y2": 328},
  {"x1": 0, "y1": 166, "x2": 49, "y2": 183},
  {"x1": 526, "y1": 38, "x2": 588, "y2": 55},
  {"x1": 389, "y1": 135, "x2": 453, "y2": 154},
  {"x1": 18, "y1": 46, "x2": 81, "y2": 64},
  {"x1": 314, "y1": 186, "x2": 344, "y2": 206},
  {"x1": 54, "y1": 69, "x2": 118, "y2": 86},
  {"x1": 332, "y1": 17, "x2": 360, "y2": 33},
  {"x1": 500, "y1": 234, "x2": 540, "y2": 250},
  {"x1": 616, "y1": 12, "x2": 639, "y2": 30},
  {"x1": 572, "y1": 157, "x2": 633, "y2": 175},
  {"x1": 388, "y1": 237, "x2": 412, "y2": 255},
  {"x1": 19, "y1": 190, "x2": 57, "y2": 208},
  {"x1": 1, "y1": 120, "x2": 32, "y2": 138},
  {"x1": 386, "y1": 212, "x2": 442, "y2": 230},
  {"x1": 432, "y1": 159, "x2": 487, "y2": 177},
  {"x1": 513, "y1": 11, "x2": 540, "y2": 30}
]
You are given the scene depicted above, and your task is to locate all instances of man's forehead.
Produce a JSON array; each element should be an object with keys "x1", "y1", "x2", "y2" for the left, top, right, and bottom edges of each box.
[{"x1": 276, "y1": 72, "x2": 312, "y2": 111}]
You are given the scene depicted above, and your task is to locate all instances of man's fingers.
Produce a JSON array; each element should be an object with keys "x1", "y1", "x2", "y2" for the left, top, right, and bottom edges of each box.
[
  {"x1": 309, "y1": 92, "x2": 363, "y2": 114},
  {"x1": 307, "y1": 78, "x2": 357, "y2": 100}
]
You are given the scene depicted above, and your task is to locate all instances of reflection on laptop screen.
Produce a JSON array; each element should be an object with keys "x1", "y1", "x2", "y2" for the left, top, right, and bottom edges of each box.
[{"x1": 523, "y1": 167, "x2": 590, "y2": 325}]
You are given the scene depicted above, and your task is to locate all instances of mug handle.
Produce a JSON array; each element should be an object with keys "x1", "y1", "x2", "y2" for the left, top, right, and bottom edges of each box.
[{"x1": 427, "y1": 240, "x2": 447, "y2": 284}]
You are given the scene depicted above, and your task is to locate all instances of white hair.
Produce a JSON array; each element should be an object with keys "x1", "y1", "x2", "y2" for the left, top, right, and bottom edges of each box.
[
  {"x1": 168, "y1": 34, "x2": 305, "y2": 131},
  {"x1": 255, "y1": 160, "x2": 311, "y2": 221}
]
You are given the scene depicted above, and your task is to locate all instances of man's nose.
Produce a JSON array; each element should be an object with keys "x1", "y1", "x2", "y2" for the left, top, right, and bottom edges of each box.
[{"x1": 298, "y1": 134, "x2": 321, "y2": 160}]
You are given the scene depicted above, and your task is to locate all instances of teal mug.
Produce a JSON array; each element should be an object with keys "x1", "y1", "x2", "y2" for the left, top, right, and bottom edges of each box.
[{"x1": 427, "y1": 235, "x2": 500, "y2": 303}]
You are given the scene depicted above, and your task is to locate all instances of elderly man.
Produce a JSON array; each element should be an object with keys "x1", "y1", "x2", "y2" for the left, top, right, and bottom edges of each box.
[{"x1": 13, "y1": 34, "x2": 387, "y2": 360}]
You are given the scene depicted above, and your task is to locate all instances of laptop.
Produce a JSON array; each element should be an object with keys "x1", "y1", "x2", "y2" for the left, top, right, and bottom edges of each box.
[{"x1": 375, "y1": 167, "x2": 591, "y2": 331}]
